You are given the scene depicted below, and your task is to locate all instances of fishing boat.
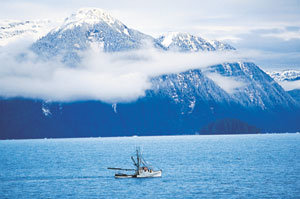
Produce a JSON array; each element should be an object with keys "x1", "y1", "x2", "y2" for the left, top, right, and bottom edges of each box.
[{"x1": 108, "y1": 148, "x2": 162, "y2": 178}]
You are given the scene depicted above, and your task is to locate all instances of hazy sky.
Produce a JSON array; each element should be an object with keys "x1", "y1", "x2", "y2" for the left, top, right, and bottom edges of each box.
[{"x1": 0, "y1": 0, "x2": 300, "y2": 69}]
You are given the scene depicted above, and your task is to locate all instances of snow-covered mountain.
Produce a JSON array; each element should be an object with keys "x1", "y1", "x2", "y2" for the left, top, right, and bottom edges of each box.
[
  {"x1": 157, "y1": 32, "x2": 235, "y2": 52},
  {"x1": 150, "y1": 62, "x2": 297, "y2": 113},
  {"x1": 31, "y1": 13, "x2": 234, "y2": 65},
  {"x1": 208, "y1": 63, "x2": 297, "y2": 109},
  {"x1": 31, "y1": 8, "x2": 163, "y2": 65},
  {"x1": 267, "y1": 69, "x2": 300, "y2": 82},
  {"x1": 0, "y1": 19, "x2": 58, "y2": 46}
]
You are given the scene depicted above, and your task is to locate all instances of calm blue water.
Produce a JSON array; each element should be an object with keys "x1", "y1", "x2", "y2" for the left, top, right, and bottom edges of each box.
[{"x1": 0, "y1": 134, "x2": 299, "y2": 199}]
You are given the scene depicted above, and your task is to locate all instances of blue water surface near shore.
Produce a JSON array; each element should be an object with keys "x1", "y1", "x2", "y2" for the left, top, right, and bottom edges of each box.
[{"x1": 0, "y1": 134, "x2": 299, "y2": 199}]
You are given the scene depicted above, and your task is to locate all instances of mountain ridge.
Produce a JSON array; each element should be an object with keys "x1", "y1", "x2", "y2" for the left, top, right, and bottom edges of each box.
[{"x1": 157, "y1": 32, "x2": 235, "y2": 52}]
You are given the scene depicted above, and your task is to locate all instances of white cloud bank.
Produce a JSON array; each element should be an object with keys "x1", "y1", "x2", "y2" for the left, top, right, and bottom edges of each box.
[
  {"x1": 0, "y1": 41, "x2": 247, "y2": 103},
  {"x1": 277, "y1": 80, "x2": 300, "y2": 91}
]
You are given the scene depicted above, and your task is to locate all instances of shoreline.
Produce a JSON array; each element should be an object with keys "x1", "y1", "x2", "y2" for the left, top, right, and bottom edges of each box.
[{"x1": 1, "y1": 132, "x2": 299, "y2": 141}]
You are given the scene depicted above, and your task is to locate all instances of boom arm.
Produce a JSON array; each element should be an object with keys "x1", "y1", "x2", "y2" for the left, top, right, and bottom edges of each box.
[{"x1": 107, "y1": 167, "x2": 136, "y2": 171}]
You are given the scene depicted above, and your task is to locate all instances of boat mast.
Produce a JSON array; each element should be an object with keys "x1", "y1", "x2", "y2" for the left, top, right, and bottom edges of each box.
[
  {"x1": 131, "y1": 148, "x2": 141, "y2": 171},
  {"x1": 136, "y1": 148, "x2": 140, "y2": 171}
]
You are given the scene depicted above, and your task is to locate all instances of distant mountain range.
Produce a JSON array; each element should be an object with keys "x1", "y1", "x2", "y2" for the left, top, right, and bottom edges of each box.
[
  {"x1": 267, "y1": 70, "x2": 300, "y2": 82},
  {"x1": 0, "y1": 8, "x2": 299, "y2": 139},
  {"x1": 266, "y1": 69, "x2": 300, "y2": 104}
]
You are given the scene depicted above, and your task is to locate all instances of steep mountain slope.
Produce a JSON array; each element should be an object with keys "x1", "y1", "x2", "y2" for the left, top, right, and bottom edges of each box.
[
  {"x1": 149, "y1": 69, "x2": 232, "y2": 114},
  {"x1": 288, "y1": 89, "x2": 300, "y2": 103},
  {"x1": 148, "y1": 62, "x2": 297, "y2": 114},
  {"x1": 31, "y1": 8, "x2": 163, "y2": 65},
  {"x1": 207, "y1": 62, "x2": 297, "y2": 109}
]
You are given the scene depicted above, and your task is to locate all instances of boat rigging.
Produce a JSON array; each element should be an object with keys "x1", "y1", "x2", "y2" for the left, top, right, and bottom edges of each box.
[{"x1": 108, "y1": 148, "x2": 162, "y2": 178}]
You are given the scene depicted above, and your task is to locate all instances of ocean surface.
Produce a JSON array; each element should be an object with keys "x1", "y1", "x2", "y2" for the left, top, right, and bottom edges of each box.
[{"x1": 0, "y1": 134, "x2": 299, "y2": 199}]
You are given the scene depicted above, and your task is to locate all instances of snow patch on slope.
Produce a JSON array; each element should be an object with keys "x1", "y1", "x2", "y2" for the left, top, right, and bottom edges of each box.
[{"x1": 42, "y1": 102, "x2": 52, "y2": 117}]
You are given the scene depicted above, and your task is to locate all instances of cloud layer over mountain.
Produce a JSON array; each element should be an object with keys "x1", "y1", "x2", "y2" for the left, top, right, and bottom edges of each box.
[{"x1": 0, "y1": 41, "x2": 246, "y2": 103}]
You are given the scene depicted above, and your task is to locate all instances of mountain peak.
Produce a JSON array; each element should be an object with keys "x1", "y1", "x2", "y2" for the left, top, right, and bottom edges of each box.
[
  {"x1": 62, "y1": 7, "x2": 121, "y2": 29},
  {"x1": 158, "y1": 32, "x2": 201, "y2": 48},
  {"x1": 31, "y1": 7, "x2": 155, "y2": 65}
]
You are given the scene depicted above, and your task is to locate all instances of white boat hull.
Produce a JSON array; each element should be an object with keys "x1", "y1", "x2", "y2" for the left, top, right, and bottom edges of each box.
[
  {"x1": 136, "y1": 170, "x2": 162, "y2": 178},
  {"x1": 115, "y1": 170, "x2": 162, "y2": 178}
]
